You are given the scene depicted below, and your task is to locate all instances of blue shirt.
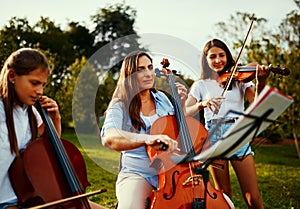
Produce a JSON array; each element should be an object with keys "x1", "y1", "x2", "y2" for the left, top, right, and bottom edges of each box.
[{"x1": 100, "y1": 91, "x2": 174, "y2": 188}]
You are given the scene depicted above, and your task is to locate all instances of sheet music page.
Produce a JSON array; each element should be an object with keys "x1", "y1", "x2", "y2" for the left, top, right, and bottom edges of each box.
[{"x1": 193, "y1": 85, "x2": 293, "y2": 161}]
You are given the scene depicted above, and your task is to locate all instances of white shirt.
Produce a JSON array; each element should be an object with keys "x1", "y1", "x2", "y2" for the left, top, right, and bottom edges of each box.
[
  {"x1": 0, "y1": 99, "x2": 42, "y2": 204},
  {"x1": 189, "y1": 79, "x2": 253, "y2": 122}
]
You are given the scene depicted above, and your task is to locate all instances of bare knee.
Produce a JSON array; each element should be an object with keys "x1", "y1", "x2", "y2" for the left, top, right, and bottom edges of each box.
[
  {"x1": 89, "y1": 200, "x2": 108, "y2": 209},
  {"x1": 5, "y1": 207, "x2": 19, "y2": 209},
  {"x1": 244, "y1": 193, "x2": 264, "y2": 209}
]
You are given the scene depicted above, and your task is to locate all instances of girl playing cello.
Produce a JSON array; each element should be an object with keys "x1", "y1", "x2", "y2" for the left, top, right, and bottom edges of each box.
[{"x1": 0, "y1": 48, "x2": 106, "y2": 209}]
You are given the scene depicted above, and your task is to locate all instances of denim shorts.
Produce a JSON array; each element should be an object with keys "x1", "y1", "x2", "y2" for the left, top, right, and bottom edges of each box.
[
  {"x1": 206, "y1": 118, "x2": 253, "y2": 159},
  {"x1": 0, "y1": 199, "x2": 18, "y2": 209}
]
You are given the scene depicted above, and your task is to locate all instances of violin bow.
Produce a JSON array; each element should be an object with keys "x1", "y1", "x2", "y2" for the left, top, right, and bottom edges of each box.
[
  {"x1": 213, "y1": 15, "x2": 257, "y2": 116},
  {"x1": 221, "y1": 15, "x2": 257, "y2": 97}
]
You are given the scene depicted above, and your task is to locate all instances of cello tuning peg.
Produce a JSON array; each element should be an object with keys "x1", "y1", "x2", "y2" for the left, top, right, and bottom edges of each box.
[{"x1": 172, "y1": 70, "x2": 180, "y2": 76}]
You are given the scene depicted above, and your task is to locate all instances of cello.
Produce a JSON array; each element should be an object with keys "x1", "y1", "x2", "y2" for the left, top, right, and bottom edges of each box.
[
  {"x1": 9, "y1": 98, "x2": 106, "y2": 209},
  {"x1": 146, "y1": 59, "x2": 233, "y2": 209}
]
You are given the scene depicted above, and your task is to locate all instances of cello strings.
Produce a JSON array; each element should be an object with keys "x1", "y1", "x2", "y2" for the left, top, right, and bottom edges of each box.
[
  {"x1": 44, "y1": 108, "x2": 91, "y2": 208},
  {"x1": 40, "y1": 102, "x2": 84, "y2": 193},
  {"x1": 169, "y1": 74, "x2": 194, "y2": 155}
]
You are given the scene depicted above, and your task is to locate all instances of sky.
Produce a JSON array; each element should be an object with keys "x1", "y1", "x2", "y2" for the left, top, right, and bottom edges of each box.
[
  {"x1": 0, "y1": 0, "x2": 298, "y2": 77},
  {"x1": 0, "y1": 0, "x2": 297, "y2": 46}
]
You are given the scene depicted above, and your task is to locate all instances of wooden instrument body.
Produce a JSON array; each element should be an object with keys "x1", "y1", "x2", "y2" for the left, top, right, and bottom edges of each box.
[
  {"x1": 146, "y1": 115, "x2": 231, "y2": 209},
  {"x1": 9, "y1": 137, "x2": 90, "y2": 208}
]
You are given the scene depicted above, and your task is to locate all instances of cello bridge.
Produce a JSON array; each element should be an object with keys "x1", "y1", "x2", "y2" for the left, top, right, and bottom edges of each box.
[{"x1": 182, "y1": 175, "x2": 203, "y2": 186}]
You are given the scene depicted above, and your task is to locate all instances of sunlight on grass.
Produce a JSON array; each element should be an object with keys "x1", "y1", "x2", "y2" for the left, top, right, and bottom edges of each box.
[
  {"x1": 73, "y1": 132, "x2": 120, "y2": 175},
  {"x1": 228, "y1": 145, "x2": 300, "y2": 209}
]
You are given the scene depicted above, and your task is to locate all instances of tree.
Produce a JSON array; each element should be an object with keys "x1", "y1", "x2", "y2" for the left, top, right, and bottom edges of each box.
[
  {"x1": 277, "y1": 6, "x2": 300, "y2": 158},
  {"x1": 214, "y1": 12, "x2": 268, "y2": 63},
  {"x1": 33, "y1": 17, "x2": 76, "y2": 94},
  {"x1": 0, "y1": 16, "x2": 77, "y2": 96},
  {"x1": 54, "y1": 57, "x2": 87, "y2": 128},
  {"x1": 66, "y1": 22, "x2": 95, "y2": 58},
  {"x1": 91, "y1": 2, "x2": 140, "y2": 74},
  {"x1": 70, "y1": 3, "x2": 141, "y2": 130},
  {"x1": 95, "y1": 71, "x2": 116, "y2": 127},
  {"x1": 0, "y1": 17, "x2": 35, "y2": 65}
]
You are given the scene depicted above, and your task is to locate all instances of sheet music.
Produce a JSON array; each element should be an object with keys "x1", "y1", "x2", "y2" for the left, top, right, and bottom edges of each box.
[{"x1": 193, "y1": 86, "x2": 293, "y2": 161}]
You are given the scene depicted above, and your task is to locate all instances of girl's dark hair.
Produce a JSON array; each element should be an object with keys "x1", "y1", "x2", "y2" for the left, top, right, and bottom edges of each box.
[
  {"x1": 0, "y1": 48, "x2": 50, "y2": 156},
  {"x1": 200, "y1": 39, "x2": 235, "y2": 79}
]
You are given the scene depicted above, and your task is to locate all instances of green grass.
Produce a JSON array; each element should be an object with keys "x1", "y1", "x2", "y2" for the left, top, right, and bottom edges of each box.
[
  {"x1": 62, "y1": 131, "x2": 118, "y2": 209},
  {"x1": 62, "y1": 131, "x2": 300, "y2": 209},
  {"x1": 230, "y1": 145, "x2": 300, "y2": 209}
]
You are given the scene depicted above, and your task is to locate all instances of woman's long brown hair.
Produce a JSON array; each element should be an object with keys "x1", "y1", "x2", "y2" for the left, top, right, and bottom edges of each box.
[{"x1": 109, "y1": 51, "x2": 156, "y2": 131}]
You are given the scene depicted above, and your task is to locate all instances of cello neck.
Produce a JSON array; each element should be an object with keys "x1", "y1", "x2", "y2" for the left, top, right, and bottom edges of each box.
[
  {"x1": 35, "y1": 99, "x2": 89, "y2": 206},
  {"x1": 162, "y1": 66, "x2": 195, "y2": 156}
]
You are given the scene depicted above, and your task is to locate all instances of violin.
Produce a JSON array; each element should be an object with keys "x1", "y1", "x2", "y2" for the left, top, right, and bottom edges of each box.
[
  {"x1": 9, "y1": 99, "x2": 105, "y2": 208},
  {"x1": 217, "y1": 64, "x2": 290, "y2": 84},
  {"x1": 146, "y1": 59, "x2": 233, "y2": 209},
  {"x1": 214, "y1": 16, "x2": 290, "y2": 116}
]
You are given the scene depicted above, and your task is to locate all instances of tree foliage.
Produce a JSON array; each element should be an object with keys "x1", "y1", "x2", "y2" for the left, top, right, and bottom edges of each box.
[
  {"x1": 91, "y1": 3, "x2": 140, "y2": 74},
  {"x1": 0, "y1": 2, "x2": 139, "y2": 129}
]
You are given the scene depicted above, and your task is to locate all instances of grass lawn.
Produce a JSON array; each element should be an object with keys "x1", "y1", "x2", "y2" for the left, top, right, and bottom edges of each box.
[{"x1": 62, "y1": 131, "x2": 300, "y2": 209}]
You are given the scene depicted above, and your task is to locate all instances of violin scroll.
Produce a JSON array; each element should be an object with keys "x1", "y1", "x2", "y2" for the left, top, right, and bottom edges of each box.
[{"x1": 269, "y1": 64, "x2": 290, "y2": 76}]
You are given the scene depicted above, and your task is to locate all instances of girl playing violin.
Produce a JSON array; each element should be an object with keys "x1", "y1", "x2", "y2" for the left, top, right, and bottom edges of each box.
[
  {"x1": 0, "y1": 48, "x2": 106, "y2": 209},
  {"x1": 100, "y1": 51, "x2": 187, "y2": 209},
  {"x1": 186, "y1": 39, "x2": 269, "y2": 209}
]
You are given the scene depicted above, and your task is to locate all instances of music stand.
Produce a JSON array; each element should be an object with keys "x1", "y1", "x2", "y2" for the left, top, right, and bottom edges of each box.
[{"x1": 193, "y1": 85, "x2": 293, "y2": 163}]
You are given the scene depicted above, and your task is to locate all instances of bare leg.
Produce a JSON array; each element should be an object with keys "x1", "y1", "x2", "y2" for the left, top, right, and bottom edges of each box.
[
  {"x1": 210, "y1": 159, "x2": 232, "y2": 198},
  {"x1": 231, "y1": 155, "x2": 264, "y2": 209},
  {"x1": 89, "y1": 200, "x2": 108, "y2": 209}
]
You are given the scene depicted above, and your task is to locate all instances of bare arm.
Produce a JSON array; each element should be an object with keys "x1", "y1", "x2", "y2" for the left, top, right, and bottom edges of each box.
[
  {"x1": 102, "y1": 128, "x2": 178, "y2": 152},
  {"x1": 185, "y1": 95, "x2": 202, "y2": 116},
  {"x1": 246, "y1": 63, "x2": 270, "y2": 103},
  {"x1": 186, "y1": 94, "x2": 224, "y2": 116}
]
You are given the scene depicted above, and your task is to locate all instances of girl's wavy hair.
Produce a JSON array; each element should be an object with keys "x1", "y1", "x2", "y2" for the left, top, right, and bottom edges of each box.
[
  {"x1": 200, "y1": 39, "x2": 235, "y2": 79},
  {"x1": 0, "y1": 48, "x2": 50, "y2": 156}
]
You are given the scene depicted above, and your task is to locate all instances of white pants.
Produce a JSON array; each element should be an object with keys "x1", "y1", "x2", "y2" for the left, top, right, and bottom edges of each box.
[{"x1": 116, "y1": 173, "x2": 153, "y2": 209}]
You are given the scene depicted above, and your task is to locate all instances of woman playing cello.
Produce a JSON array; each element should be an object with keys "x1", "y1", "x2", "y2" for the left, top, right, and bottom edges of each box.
[{"x1": 100, "y1": 51, "x2": 186, "y2": 209}]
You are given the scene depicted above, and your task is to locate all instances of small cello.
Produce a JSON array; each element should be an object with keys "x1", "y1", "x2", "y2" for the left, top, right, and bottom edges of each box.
[
  {"x1": 9, "y1": 98, "x2": 105, "y2": 208},
  {"x1": 146, "y1": 59, "x2": 233, "y2": 209}
]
